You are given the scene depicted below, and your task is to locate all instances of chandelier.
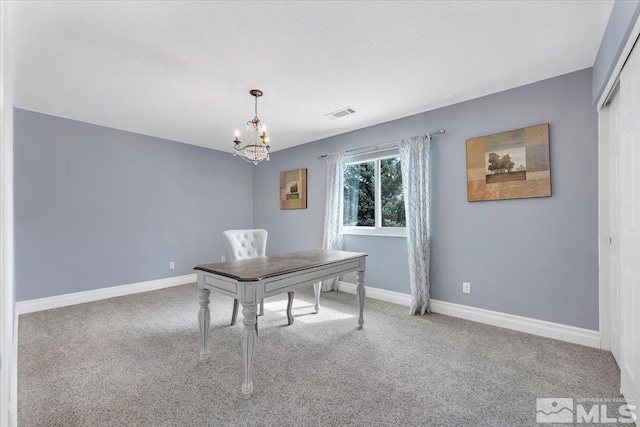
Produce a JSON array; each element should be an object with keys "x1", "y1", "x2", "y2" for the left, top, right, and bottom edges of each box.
[{"x1": 233, "y1": 89, "x2": 270, "y2": 165}]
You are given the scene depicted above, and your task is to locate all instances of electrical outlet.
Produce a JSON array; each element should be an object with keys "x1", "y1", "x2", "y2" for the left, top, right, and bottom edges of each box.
[
  {"x1": 221, "y1": 256, "x2": 226, "y2": 262},
  {"x1": 463, "y1": 282, "x2": 471, "y2": 294},
  {"x1": 169, "y1": 261, "x2": 175, "y2": 270}
]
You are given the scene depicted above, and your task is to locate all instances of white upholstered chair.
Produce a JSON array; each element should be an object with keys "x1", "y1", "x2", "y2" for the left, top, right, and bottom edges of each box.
[{"x1": 223, "y1": 229, "x2": 294, "y2": 328}]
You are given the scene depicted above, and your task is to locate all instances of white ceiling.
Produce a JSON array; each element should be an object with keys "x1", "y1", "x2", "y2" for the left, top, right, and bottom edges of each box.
[{"x1": 13, "y1": 1, "x2": 613, "y2": 153}]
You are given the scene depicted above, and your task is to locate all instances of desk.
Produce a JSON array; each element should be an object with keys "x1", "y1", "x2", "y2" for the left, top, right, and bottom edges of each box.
[{"x1": 194, "y1": 249, "x2": 367, "y2": 398}]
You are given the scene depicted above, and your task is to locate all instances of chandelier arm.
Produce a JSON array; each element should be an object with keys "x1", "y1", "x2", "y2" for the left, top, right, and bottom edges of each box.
[{"x1": 234, "y1": 143, "x2": 270, "y2": 152}]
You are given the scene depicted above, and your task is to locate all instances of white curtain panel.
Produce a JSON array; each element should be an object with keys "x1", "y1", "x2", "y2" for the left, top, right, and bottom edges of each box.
[
  {"x1": 320, "y1": 152, "x2": 345, "y2": 291},
  {"x1": 399, "y1": 135, "x2": 431, "y2": 315}
]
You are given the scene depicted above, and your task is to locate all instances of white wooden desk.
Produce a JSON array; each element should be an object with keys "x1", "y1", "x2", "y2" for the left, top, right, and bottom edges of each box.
[{"x1": 194, "y1": 249, "x2": 367, "y2": 398}]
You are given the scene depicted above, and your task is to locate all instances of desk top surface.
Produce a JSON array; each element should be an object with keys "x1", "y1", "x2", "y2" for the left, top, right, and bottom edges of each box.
[{"x1": 194, "y1": 249, "x2": 366, "y2": 282}]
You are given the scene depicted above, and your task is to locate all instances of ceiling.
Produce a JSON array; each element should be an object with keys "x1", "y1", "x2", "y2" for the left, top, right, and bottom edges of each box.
[{"x1": 13, "y1": 1, "x2": 613, "y2": 153}]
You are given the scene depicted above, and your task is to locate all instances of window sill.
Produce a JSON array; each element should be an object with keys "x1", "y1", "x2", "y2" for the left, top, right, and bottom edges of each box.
[{"x1": 343, "y1": 228, "x2": 407, "y2": 238}]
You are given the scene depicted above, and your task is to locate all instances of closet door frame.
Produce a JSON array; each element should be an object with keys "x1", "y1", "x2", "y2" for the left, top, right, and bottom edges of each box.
[{"x1": 597, "y1": 16, "x2": 640, "y2": 354}]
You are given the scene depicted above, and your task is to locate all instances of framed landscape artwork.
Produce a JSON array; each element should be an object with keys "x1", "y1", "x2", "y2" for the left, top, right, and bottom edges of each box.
[
  {"x1": 280, "y1": 168, "x2": 307, "y2": 209},
  {"x1": 466, "y1": 123, "x2": 551, "y2": 202}
]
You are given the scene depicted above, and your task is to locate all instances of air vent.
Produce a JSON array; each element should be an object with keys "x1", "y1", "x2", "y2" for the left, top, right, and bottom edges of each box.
[{"x1": 325, "y1": 106, "x2": 357, "y2": 119}]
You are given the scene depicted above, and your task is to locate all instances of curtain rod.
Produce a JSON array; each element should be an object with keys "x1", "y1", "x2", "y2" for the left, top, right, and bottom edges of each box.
[{"x1": 317, "y1": 129, "x2": 445, "y2": 159}]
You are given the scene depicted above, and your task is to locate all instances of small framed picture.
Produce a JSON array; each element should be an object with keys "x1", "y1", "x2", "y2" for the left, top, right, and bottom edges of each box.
[{"x1": 280, "y1": 168, "x2": 307, "y2": 209}]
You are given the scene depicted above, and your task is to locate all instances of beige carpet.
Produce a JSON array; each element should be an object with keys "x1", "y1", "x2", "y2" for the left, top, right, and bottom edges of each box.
[{"x1": 18, "y1": 284, "x2": 619, "y2": 426}]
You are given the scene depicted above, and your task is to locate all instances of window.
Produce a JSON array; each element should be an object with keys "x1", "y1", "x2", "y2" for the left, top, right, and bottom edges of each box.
[{"x1": 343, "y1": 150, "x2": 406, "y2": 236}]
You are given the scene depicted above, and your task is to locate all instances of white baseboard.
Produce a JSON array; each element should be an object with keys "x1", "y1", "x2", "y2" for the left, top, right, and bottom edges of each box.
[
  {"x1": 337, "y1": 281, "x2": 600, "y2": 348},
  {"x1": 338, "y1": 280, "x2": 413, "y2": 307},
  {"x1": 17, "y1": 277, "x2": 601, "y2": 348},
  {"x1": 16, "y1": 274, "x2": 197, "y2": 315}
]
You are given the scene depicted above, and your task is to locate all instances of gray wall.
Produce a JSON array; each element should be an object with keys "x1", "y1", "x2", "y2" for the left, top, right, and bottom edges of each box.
[
  {"x1": 254, "y1": 68, "x2": 599, "y2": 330},
  {"x1": 592, "y1": 0, "x2": 640, "y2": 103},
  {"x1": 15, "y1": 109, "x2": 253, "y2": 301}
]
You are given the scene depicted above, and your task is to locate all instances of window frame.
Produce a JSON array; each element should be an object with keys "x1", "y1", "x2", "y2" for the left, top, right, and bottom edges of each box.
[{"x1": 342, "y1": 148, "x2": 407, "y2": 237}]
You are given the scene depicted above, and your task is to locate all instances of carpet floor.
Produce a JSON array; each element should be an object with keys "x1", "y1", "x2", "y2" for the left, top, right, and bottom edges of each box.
[{"x1": 18, "y1": 284, "x2": 620, "y2": 426}]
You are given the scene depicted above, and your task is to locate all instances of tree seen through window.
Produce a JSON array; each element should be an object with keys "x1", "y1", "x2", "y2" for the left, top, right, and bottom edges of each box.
[
  {"x1": 380, "y1": 157, "x2": 405, "y2": 227},
  {"x1": 343, "y1": 156, "x2": 405, "y2": 228}
]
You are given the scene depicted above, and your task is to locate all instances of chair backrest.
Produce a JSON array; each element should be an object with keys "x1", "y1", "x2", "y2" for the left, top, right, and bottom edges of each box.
[{"x1": 222, "y1": 229, "x2": 268, "y2": 261}]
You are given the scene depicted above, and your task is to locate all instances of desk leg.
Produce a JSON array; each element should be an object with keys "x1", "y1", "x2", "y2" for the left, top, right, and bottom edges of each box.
[
  {"x1": 198, "y1": 288, "x2": 211, "y2": 362},
  {"x1": 356, "y1": 270, "x2": 365, "y2": 328},
  {"x1": 313, "y1": 282, "x2": 321, "y2": 313},
  {"x1": 286, "y1": 291, "x2": 294, "y2": 325},
  {"x1": 230, "y1": 299, "x2": 239, "y2": 326},
  {"x1": 241, "y1": 304, "x2": 258, "y2": 399}
]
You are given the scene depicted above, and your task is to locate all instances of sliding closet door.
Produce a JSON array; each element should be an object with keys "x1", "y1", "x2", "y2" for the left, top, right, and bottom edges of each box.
[
  {"x1": 608, "y1": 88, "x2": 621, "y2": 365},
  {"x1": 619, "y1": 42, "x2": 640, "y2": 402}
]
